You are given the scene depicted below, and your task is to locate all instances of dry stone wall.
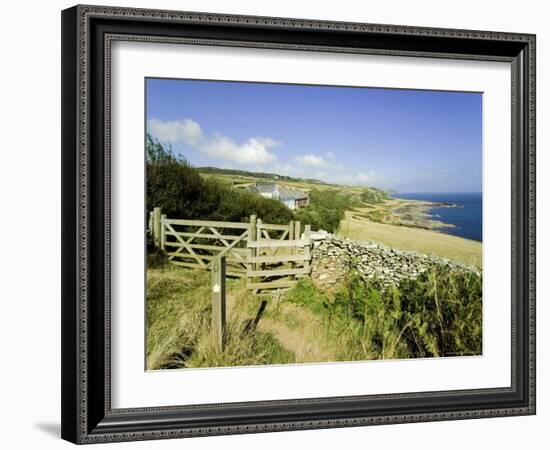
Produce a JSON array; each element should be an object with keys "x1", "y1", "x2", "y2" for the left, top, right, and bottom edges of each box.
[{"x1": 310, "y1": 235, "x2": 479, "y2": 290}]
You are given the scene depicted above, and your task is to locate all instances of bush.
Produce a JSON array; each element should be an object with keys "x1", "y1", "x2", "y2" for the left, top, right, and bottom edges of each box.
[
  {"x1": 284, "y1": 266, "x2": 482, "y2": 361},
  {"x1": 397, "y1": 267, "x2": 483, "y2": 357},
  {"x1": 146, "y1": 136, "x2": 388, "y2": 232},
  {"x1": 146, "y1": 135, "x2": 293, "y2": 224},
  {"x1": 360, "y1": 188, "x2": 388, "y2": 204},
  {"x1": 295, "y1": 189, "x2": 362, "y2": 233}
]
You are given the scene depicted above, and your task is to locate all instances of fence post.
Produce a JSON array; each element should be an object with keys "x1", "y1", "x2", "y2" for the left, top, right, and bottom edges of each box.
[
  {"x1": 288, "y1": 220, "x2": 295, "y2": 268},
  {"x1": 211, "y1": 255, "x2": 226, "y2": 352},
  {"x1": 294, "y1": 221, "x2": 301, "y2": 241},
  {"x1": 148, "y1": 211, "x2": 154, "y2": 235},
  {"x1": 248, "y1": 215, "x2": 257, "y2": 288},
  {"x1": 294, "y1": 221, "x2": 302, "y2": 272},
  {"x1": 160, "y1": 214, "x2": 167, "y2": 251},
  {"x1": 303, "y1": 224, "x2": 311, "y2": 276},
  {"x1": 152, "y1": 207, "x2": 162, "y2": 248},
  {"x1": 256, "y1": 218, "x2": 263, "y2": 241}
]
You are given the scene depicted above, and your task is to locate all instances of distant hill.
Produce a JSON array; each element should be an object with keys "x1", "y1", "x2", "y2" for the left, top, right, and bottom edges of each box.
[{"x1": 197, "y1": 166, "x2": 327, "y2": 186}]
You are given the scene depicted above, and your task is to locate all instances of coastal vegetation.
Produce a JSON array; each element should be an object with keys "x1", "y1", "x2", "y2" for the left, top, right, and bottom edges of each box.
[
  {"x1": 146, "y1": 259, "x2": 294, "y2": 369},
  {"x1": 147, "y1": 260, "x2": 481, "y2": 369},
  {"x1": 283, "y1": 265, "x2": 482, "y2": 360},
  {"x1": 146, "y1": 137, "x2": 482, "y2": 369},
  {"x1": 146, "y1": 135, "x2": 293, "y2": 224},
  {"x1": 294, "y1": 187, "x2": 388, "y2": 233},
  {"x1": 147, "y1": 135, "x2": 389, "y2": 233}
]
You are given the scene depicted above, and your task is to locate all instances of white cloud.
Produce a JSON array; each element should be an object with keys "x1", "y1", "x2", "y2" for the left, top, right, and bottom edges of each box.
[
  {"x1": 333, "y1": 171, "x2": 391, "y2": 188},
  {"x1": 296, "y1": 153, "x2": 332, "y2": 168},
  {"x1": 202, "y1": 135, "x2": 278, "y2": 165},
  {"x1": 146, "y1": 119, "x2": 391, "y2": 187},
  {"x1": 148, "y1": 118, "x2": 203, "y2": 146},
  {"x1": 147, "y1": 118, "x2": 278, "y2": 166}
]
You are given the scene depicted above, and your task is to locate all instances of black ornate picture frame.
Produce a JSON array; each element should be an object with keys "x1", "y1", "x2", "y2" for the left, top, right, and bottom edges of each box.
[{"x1": 61, "y1": 4, "x2": 536, "y2": 444}]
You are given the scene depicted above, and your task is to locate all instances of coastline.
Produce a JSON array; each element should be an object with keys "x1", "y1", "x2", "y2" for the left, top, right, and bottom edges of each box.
[
  {"x1": 338, "y1": 197, "x2": 482, "y2": 268},
  {"x1": 356, "y1": 196, "x2": 461, "y2": 232},
  {"x1": 390, "y1": 197, "x2": 458, "y2": 231}
]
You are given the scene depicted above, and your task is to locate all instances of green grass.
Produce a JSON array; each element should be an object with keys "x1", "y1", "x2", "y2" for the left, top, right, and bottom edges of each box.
[
  {"x1": 147, "y1": 258, "x2": 482, "y2": 368},
  {"x1": 295, "y1": 188, "x2": 387, "y2": 233},
  {"x1": 281, "y1": 266, "x2": 482, "y2": 361},
  {"x1": 353, "y1": 208, "x2": 389, "y2": 223},
  {"x1": 146, "y1": 263, "x2": 294, "y2": 370}
]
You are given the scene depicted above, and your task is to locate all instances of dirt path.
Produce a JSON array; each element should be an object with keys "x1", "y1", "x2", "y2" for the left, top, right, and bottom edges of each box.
[
  {"x1": 257, "y1": 305, "x2": 335, "y2": 363},
  {"x1": 226, "y1": 288, "x2": 334, "y2": 363}
]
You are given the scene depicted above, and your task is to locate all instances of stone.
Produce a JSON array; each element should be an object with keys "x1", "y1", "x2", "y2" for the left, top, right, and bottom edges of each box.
[{"x1": 310, "y1": 235, "x2": 479, "y2": 290}]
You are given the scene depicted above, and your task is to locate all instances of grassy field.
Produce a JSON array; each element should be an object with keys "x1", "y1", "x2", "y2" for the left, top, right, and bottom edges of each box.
[
  {"x1": 199, "y1": 170, "x2": 358, "y2": 193},
  {"x1": 200, "y1": 170, "x2": 482, "y2": 269},
  {"x1": 146, "y1": 264, "x2": 294, "y2": 370},
  {"x1": 147, "y1": 262, "x2": 482, "y2": 369},
  {"x1": 148, "y1": 142, "x2": 483, "y2": 368},
  {"x1": 338, "y1": 209, "x2": 482, "y2": 268}
]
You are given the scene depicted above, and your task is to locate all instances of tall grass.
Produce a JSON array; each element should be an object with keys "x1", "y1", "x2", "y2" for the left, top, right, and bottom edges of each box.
[
  {"x1": 146, "y1": 262, "x2": 294, "y2": 370},
  {"x1": 283, "y1": 266, "x2": 482, "y2": 361},
  {"x1": 147, "y1": 257, "x2": 481, "y2": 368}
]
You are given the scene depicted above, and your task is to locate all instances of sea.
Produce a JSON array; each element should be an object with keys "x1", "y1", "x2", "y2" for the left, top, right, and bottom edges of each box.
[{"x1": 392, "y1": 192, "x2": 482, "y2": 242}]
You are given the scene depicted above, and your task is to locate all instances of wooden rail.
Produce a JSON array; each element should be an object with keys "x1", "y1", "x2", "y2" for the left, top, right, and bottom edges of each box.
[{"x1": 149, "y1": 208, "x2": 312, "y2": 292}]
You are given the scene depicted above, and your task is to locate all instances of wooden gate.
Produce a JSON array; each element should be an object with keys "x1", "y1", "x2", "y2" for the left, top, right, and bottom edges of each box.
[
  {"x1": 149, "y1": 208, "x2": 312, "y2": 291},
  {"x1": 247, "y1": 222, "x2": 312, "y2": 292},
  {"x1": 161, "y1": 217, "x2": 250, "y2": 278}
]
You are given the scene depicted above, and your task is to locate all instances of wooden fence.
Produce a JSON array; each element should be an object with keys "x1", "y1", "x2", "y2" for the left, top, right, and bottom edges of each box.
[{"x1": 149, "y1": 207, "x2": 312, "y2": 292}]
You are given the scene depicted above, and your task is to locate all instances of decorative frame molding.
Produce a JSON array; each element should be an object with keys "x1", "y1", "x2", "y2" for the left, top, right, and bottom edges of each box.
[{"x1": 61, "y1": 4, "x2": 536, "y2": 444}]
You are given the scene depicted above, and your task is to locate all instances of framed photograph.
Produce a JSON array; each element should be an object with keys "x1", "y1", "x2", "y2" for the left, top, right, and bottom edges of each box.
[{"x1": 61, "y1": 5, "x2": 536, "y2": 444}]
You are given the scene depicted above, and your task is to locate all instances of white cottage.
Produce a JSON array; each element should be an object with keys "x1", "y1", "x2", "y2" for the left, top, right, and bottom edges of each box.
[{"x1": 248, "y1": 182, "x2": 309, "y2": 210}]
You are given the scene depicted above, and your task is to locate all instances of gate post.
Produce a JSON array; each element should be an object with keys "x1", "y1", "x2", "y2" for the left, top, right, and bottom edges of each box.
[
  {"x1": 294, "y1": 221, "x2": 301, "y2": 241},
  {"x1": 152, "y1": 207, "x2": 162, "y2": 248},
  {"x1": 256, "y1": 218, "x2": 263, "y2": 240},
  {"x1": 160, "y1": 214, "x2": 167, "y2": 251},
  {"x1": 304, "y1": 224, "x2": 311, "y2": 275},
  {"x1": 211, "y1": 255, "x2": 227, "y2": 352},
  {"x1": 248, "y1": 215, "x2": 257, "y2": 288},
  {"x1": 148, "y1": 211, "x2": 154, "y2": 235},
  {"x1": 288, "y1": 220, "x2": 295, "y2": 268}
]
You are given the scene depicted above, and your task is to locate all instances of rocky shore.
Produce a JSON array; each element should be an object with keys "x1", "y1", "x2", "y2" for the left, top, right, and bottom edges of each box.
[{"x1": 390, "y1": 200, "x2": 458, "y2": 230}]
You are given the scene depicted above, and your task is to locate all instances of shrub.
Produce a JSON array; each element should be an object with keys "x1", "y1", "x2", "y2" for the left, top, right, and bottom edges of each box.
[
  {"x1": 146, "y1": 135, "x2": 293, "y2": 224},
  {"x1": 360, "y1": 188, "x2": 388, "y2": 204},
  {"x1": 283, "y1": 266, "x2": 482, "y2": 361},
  {"x1": 295, "y1": 189, "x2": 362, "y2": 233},
  {"x1": 146, "y1": 137, "x2": 389, "y2": 233},
  {"x1": 397, "y1": 267, "x2": 483, "y2": 357}
]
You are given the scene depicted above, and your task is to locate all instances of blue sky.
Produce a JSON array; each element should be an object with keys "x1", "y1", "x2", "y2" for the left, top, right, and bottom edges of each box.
[{"x1": 146, "y1": 78, "x2": 482, "y2": 193}]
